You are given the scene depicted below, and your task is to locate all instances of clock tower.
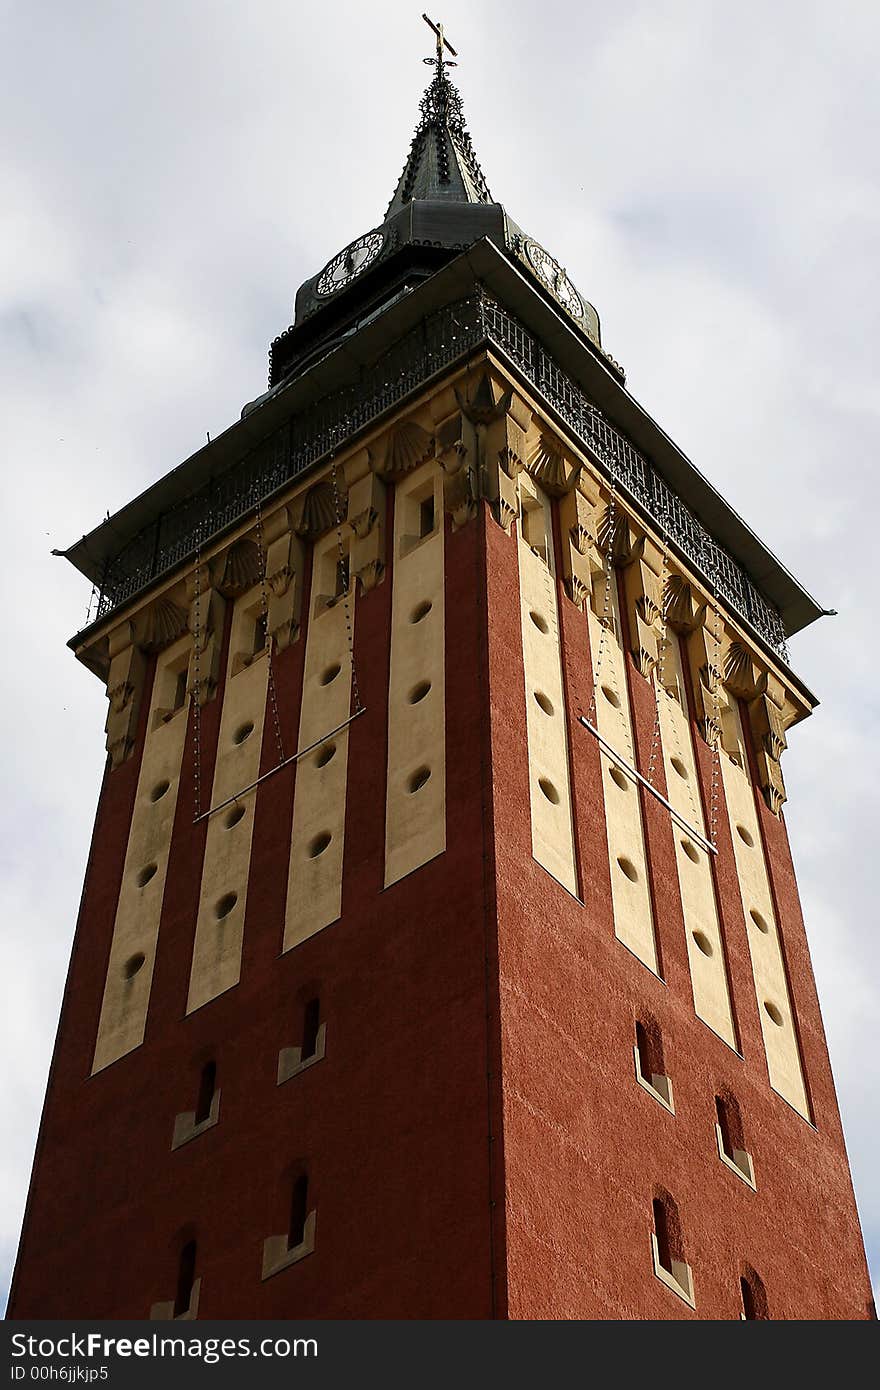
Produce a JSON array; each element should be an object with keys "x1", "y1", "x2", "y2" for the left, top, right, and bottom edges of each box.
[{"x1": 9, "y1": 25, "x2": 873, "y2": 1320}]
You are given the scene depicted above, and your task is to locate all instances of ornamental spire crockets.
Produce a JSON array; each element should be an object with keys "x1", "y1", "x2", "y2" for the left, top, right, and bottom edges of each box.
[{"x1": 385, "y1": 15, "x2": 493, "y2": 218}]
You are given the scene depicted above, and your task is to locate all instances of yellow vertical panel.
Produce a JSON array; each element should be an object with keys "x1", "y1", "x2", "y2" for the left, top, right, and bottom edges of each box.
[
  {"x1": 92, "y1": 635, "x2": 191, "y2": 1072},
  {"x1": 284, "y1": 535, "x2": 356, "y2": 949},
  {"x1": 517, "y1": 484, "x2": 577, "y2": 895},
  {"x1": 384, "y1": 462, "x2": 446, "y2": 888},
  {"x1": 655, "y1": 636, "x2": 736, "y2": 1046},
  {"x1": 719, "y1": 699, "x2": 809, "y2": 1118},
  {"x1": 187, "y1": 585, "x2": 270, "y2": 1013},
  {"x1": 587, "y1": 579, "x2": 659, "y2": 974}
]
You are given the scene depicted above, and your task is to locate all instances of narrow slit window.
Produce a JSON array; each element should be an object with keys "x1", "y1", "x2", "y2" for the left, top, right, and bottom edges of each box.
[
  {"x1": 715, "y1": 1092, "x2": 754, "y2": 1186},
  {"x1": 651, "y1": 1190, "x2": 694, "y2": 1306},
  {"x1": 173, "y1": 668, "x2": 188, "y2": 712},
  {"x1": 301, "y1": 999, "x2": 321, "y2": 1061},
  {"x1": 652, "y1": 1197, "x2": 673, "y2": 1275},
  {"x1": 252, "y1": 610, "x2": 268, "y2": 655},
  {"x1": 520, "y1": 497, "x2": 549, "y2": 563},
  {"x1": 335, "y1": 556, "x2": 349, "y2": 598},
  {"x1": 635, "y1": 1018, "x2": 673, "y2": 1110},
  {"x1": 740, "y1": 1267, "x2": 769, "y2": 1319},
  {"x1": 261, "y1": 1170, "x2": 316, "y2": 1279},
  {"x1": 715, "y1": 1094, "x2": 741, "y2": 1159},
  {"x1": 636, "y1": 1022, "x2": 659, "y2": 1081},
  {"x1": 277, "y1": 999, "x2": 325, "y2": 1085},
  {"x1": 288, "y1": 1174, "x2": 309, "y2": 1250},
  {"x1": 174, "y1": 1240, "x2": 196, "y2": 1318},
  {"x1": 419, "y1": 494, "x2": 435, "y2": 539},
  {"x1": 194, "y1": 1062, "x2": 216, "y2": 1127}
]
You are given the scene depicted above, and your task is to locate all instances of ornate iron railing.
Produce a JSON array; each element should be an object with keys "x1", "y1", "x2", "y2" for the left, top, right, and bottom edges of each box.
[{"x1": 94, "y1": 291, "x2": 789, "y2": 658}]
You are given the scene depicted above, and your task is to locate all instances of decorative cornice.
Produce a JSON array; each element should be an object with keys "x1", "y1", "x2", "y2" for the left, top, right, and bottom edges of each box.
[
  {"x1": 596, "y1": 503, "x2": 644, "y2": 566},
  {"x1": 724, "y1": 640, "x2": 766, "y2": 700},
  {"x1": 295, "y1": 480, "x2": 341, "y2": 540},
  {"x1": 455, "y1": 373, "x2": 512, "y2": 426},
  {"x1": 139, "y1": 596, "x2": 189, "y2": 651},
  {"x1": 526, "y1": 434, "x2": 575, "y2": 495},
  {"x1": 85, "y1": 294, "x2": 791, "y2": 665},
  {"x1": 664, "y1": 574, "x2": 706, "y2": 634},
  {"x1": 371, "y1": 419, "x2": 434, "y2": 478},
  {"x1": 219, "y1": 538, "x2": 261, "y2": 597},
  {"x1": 349, "y1": 507, "x2": 379, "y2": 540}
]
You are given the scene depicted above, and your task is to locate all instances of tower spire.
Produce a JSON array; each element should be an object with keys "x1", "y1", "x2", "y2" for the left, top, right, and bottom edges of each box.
[{"x1": 385, "y1": 16, "x2": 492, "y2": 218}]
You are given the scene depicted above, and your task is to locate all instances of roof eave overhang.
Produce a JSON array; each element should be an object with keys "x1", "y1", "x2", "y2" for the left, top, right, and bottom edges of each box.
[
  {"x1": 62, "y1": 238, "x2": 827, "y2": 661},
  {"x1": 457, "y1": 243, "x2": 827, "y2": 641}
]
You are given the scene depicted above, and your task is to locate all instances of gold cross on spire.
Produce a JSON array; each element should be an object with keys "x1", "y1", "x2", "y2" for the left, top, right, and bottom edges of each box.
[{"x1": 422, "y1": 13, "x2": 458, "y2": 68}]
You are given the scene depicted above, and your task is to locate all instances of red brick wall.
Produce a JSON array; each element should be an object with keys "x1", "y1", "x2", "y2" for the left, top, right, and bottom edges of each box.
[
  {"x1": 9, "y1": 494, "x2": 872, "y2": 1320},
  {"x1": 9, "y1": 503, "x2": 496, "y2": 1319},
  {"x1": 487, "y1": 501, "x2": 872, "y2": 1319}
]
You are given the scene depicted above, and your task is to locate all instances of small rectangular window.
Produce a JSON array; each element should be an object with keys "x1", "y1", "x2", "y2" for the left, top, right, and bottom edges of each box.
[
  {"x1": 173, "y1": 669, "x2": 188, "y2": 712},
  {"x1": 651, "y1": 1192, "x2": 694, "y2": 1307},
  {"x1": 419, "y1": 495, "x2": 435, "y2": 539},
  {"x1": 740, "y1": 1270, "x2": 769, "y2": 1319},
  {"x1": 652, "y1": 1198, "x2": 673, "y2": 1274},
  {"x1": 194, "y1": 1061, "x2": 217, "y2": 1126},
  {"x1": 399, "y1": 478, "x2": 438, "y2": 557},
  {"x1": 174, "y1": 1241, "x2": 197, "y2": 1318},
  {"x1": 288, "y1": 1174, "x2": 309, "y2": 1250},
  {"x1": 314, "y1": 545, "x2": 350, "y2": 616},
  {"x1": 634, "y1": 1020, "x2": 674, "y2": 1112},
  {"x1": 301, "y1": 999, "x2": 321, "y2": 1061},
  {"x1": 277, "y1": 997, "x2": 326, "y2": 1085},
  {"x1": 521, "y1": 496, "x2": 549, "y2": 564},
  {"x1": 252, "y1": 610, "x2": 268, "y2": 655},
  {"x1": 261, "y1": 1171, "x2": 316, "y2": 1280},
  {"x1": 171, "y1": 1062, "x2": 220, "y2": 1149},
  {"x1": 715, "y1": 1094, "x2": 755, "y2": 1187}
]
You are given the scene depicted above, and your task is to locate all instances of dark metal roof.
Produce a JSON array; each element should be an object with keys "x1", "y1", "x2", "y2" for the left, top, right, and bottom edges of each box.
[{"x1": 385, "y1": 64, "x2": 492, "y2": 217}]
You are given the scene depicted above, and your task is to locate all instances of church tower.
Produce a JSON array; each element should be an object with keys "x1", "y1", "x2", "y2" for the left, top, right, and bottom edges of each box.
[{"x1": 9, "y1": 25, "x2": 873, "y2": 1320}]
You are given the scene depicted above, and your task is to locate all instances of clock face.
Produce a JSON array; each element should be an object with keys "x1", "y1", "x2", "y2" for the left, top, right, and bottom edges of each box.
[
  {"x1": 524, "y1": 239, "x2": 584, "y2": 320},
  {"x1": 316, "y1": 230, "x2": 385, "y2": 297}
]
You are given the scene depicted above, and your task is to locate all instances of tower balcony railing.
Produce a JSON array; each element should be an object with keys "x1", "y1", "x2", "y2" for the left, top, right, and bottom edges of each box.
[{"x1": 93, "y1": 291, "x2": 789, "y2": 660}]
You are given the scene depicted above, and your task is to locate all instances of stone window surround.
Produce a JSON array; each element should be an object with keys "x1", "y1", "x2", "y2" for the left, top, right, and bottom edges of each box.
[
  {"x1": 261, "y1": 1210, "x2": 317, "y2": 1282},
  {"x1": 715, "y1": 1122, "x2": 756, "y2": 1190},
  {"x1": 277, "y1": 1023, "x2": 327, "y2": 1086},
  {"x1": 633, "y1": 1045, "x2": 674, "y2": 1114},
  {"x1": 171, "y1": 1089, "x2": 221, "y2": 1151},
  {"x1": 149, "y1": 1277, "x2": 201, "y2": 1322},
  {"x1": 650, "y1": 1233, "x2": 695, "y2": 1310}
]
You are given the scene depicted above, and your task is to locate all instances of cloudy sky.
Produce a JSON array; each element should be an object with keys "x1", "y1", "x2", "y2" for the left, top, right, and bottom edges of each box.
[{"x1": 1, "y1": 0, "x2": 877, "y2": 1311}]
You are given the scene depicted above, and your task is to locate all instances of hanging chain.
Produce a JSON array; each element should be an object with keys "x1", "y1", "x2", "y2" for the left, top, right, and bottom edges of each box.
[
  {"x1": 329, "y1": 451, "x2": 363, "y2": 714},
  {"x1": 588, "y1": 490, "x2": 616, "y2": 724},
  {"x1": 647, "y1": 527, "x2": 670, "y2": 789},
  {"x1": 708, "y1": 597, "x2": 723, "y2": 847},
  {"x1": 191, "y1": 527, "x2": 203, "y2": 822},
  {"x1": 253, "y1": 489, "x2": 285, "y2": 767}
]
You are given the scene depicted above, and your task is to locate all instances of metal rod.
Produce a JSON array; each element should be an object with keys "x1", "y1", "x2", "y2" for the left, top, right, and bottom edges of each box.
[
  {"x1": 579, "y1": 715, "x2": 717, "y2": 856},
  {"x1": 193, "y1": 708, "x2": 366, "y2": 825}
]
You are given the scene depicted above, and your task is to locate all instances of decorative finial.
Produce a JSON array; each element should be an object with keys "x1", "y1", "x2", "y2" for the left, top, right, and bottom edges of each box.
[
  {"x1": 384, "y1": 18, "x2": 490, "y2": 216},
  {"x1": 422, "y1": 13, "x2": 457, "y2": 69}
]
